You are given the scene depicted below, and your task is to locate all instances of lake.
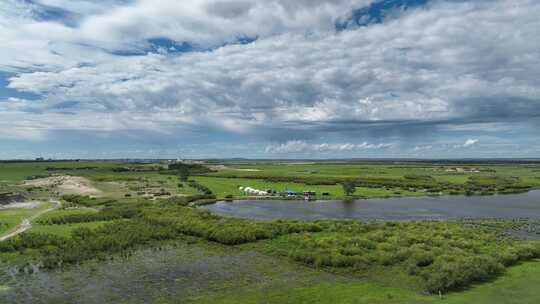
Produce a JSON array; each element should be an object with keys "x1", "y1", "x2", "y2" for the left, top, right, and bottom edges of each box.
[{"x1": 202, "y1": 190, "x2": 540, "y2": 221}]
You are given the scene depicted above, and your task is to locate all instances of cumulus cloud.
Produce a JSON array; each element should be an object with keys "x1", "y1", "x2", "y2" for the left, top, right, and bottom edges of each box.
[
  {"x1": 1, "y1": 0, "x2": 540, "y2": 157},
  {"x1": 77, "y1": 0, "x2": 369, "y2": 48},
  {"x1": 8, "y1": 1, "x2": 540, "y2": 121},
  {"x1": 265, "y1": 140, "x2": 392, "y2": 153},
  {"x1": 0, "y1": 0, "x2": 372, "y2": 70}
]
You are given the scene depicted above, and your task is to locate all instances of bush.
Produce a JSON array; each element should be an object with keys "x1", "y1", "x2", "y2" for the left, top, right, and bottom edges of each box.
[
  {"x1": 188, "y1": 180, "x2": 213, "y2": 195},
  {"x1": 341, "y1": 180, "x2": 356, "y2": 196},
  {"x1": 412, "y1": 251, "x2": 434, "y2": 267},
  {"x1": 423, "y1": 256, "x2": 504, "y2": 293},
  {"x1": 162, "y1": 194, "x2": 216, "y2": 206},
  {"x1": 168, "y1": 163, "x2": 213, "y2": 175},
  {"x1": 5, "y1": 200, "x2": 540, "y2": 296}
]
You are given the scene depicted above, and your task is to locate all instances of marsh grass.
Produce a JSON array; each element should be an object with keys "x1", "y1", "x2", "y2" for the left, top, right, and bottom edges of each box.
[{"x1": 2, "y1": 197, "x2": 539, "y2": 294}]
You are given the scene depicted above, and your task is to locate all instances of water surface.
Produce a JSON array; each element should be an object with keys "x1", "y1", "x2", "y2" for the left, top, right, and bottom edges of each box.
[{"x1": 202, "y1": 190, "x2": 540, "y2": 220}]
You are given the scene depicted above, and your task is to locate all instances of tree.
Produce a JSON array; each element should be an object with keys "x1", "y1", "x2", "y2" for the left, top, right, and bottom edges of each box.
[
  {"x1": 178, "y1": 166, "x2": 190, "y2": 182},
  {"x1": 342, "y1": 180, "x2": 356, "y2": 196}
]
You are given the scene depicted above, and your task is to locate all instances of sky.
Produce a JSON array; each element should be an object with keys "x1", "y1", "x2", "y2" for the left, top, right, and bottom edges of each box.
[{"x1": 1, "y1": 0, "x2": 540, "y2": 159}]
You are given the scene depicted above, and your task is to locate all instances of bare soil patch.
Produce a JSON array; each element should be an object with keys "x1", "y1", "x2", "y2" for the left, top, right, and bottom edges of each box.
[{"x1": 23, "y1": 176, "x2": 102, "y2": 196}]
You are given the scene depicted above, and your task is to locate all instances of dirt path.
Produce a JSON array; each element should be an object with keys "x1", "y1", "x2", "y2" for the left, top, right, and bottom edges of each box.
[{"x1": 0, "y1": 200, "x2": 61, "y2": 242}]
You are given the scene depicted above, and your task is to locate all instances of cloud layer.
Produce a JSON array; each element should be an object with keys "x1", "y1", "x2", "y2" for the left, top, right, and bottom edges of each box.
[
  {"x1": 266, "y1": 140, "x2": 393, "y2": 154},
  {"x1": 1, "y1": 0, "x2": 540, "y2": 158}
]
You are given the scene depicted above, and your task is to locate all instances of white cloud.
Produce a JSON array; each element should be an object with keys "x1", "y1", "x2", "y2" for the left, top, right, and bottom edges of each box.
[
  {"x1": 265, "y1": 140, "x2": 392, "y2": 153},
  {"x1": 463, "y1": 139, "x2": 479, "y2": 148},
  {"x1": 78, "y1": 0, "x2": 370, "y2": 48},
  {"x1": 1, "y1": 0, "x2": 540, "y2": 150},
  {"x1": 0, "y1": 0, "x2": 372, "y2": 70}
]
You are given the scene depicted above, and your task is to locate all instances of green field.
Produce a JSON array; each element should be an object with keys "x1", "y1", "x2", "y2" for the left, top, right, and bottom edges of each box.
[
  {"x1": 193, "y1": 176, "x2": 424, "y2": 199},
  {"x1": 2, "y1": 160, "x2": 540, "y2": 201},
  {"x1": 192, "y1": 260, "x2": 540, "y2": 304},
  {"x1": 30, "y1": 220, "x2": 116, "y2": 237},
  {"x1": 200, "y1": 161, "x2": 540, "y2": 198},
  {"x1": 0, "y1": 201, "x2": 56, "y2": 235},
  {"x1": 1, "y1": 160, "x2": 540, "y2": 303}
]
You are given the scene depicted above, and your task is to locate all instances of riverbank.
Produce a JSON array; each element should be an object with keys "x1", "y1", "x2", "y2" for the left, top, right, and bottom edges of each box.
[
  {"x1": 208, "y1": 186, "x2": 539, "y2": 204},
  {"x1": 202, "y1": 190, "x2": 540, "y2": 221}
]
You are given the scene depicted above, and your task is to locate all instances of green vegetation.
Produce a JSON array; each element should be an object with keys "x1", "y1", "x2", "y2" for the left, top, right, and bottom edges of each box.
[
  {"x1": 2, "y1": 160, "x2": 540, "y2": 201},
  {"x1": 257, "y1": 221, "x2": 540, "y2": 293},
  {"x1": 197, "y1": 161, "x2": 540, "y2": 199},
  {"x1": 192, "y1": 176, "x2": 423, "y2": 200},
  {"x1": 0, "y1": 201, "x2": 56, "y2": 234},
  {"x1": 341, "y1": 180, "x2": 357, "y2": 196},
  {"x1": 191, "y1": 261, "x2": 540, "y2": 304},
  {"x1": 1, "y1": 160, "x2": 540, "y2": 303},
  {"x1": 2, "y1": 196, "x2": 539, "y2": 294},
  {"x1": 30, "y1": 221, "x2": 113, "y2": 237},
  {"x1": 168, "y1": 162, "x2": 213, "y2": 175},
  {"x1": 188, "y1": 180, "x2": 214, "y2": 195}
]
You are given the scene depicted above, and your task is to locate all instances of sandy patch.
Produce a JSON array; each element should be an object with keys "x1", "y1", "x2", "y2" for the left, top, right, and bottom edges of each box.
[{"x1": 23, "y1": 176, "x2": 102, "y2": 196}]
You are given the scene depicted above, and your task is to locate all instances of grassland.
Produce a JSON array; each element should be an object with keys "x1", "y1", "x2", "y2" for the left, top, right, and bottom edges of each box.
[
  {"x1": 200, "y1": 161, "x2": 540, "y2": 199},
  {"x1": 1, "y1": 160, "x2": 540, "y2": 303},
  {"x1": 193, "y1": 176, "x2": 424, "y2": 199},
  {"x1": 28, "y1": 207, "x2": 112, "y2": 237},
  {"x1": 2, "y1": 160, "x2": 540, "y2": 201},
  {"x1": 191, "y1": 260, "x2": 540, "y2": 304},
  {"x1": 0, "y1": 201, "x2": 56, "y2": 235},
  {"x1": 30, "y1": 221, "x2": 114, "y2": 237}
]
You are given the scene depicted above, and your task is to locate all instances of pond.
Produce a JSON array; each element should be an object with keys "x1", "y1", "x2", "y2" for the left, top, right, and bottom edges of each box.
[{"x1": 202, "y1": 190, "x2": 540, "y2": 221}]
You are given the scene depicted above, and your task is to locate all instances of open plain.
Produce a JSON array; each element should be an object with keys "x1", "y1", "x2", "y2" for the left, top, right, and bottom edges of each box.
[{"x1": 1, "y1": 160, "x2": 540, "y2": 303}]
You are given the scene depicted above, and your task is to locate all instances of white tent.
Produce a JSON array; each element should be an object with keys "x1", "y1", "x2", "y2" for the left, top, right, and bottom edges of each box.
[{"x1": 241, "y1": 186, "x2": 270, "y2": 196}]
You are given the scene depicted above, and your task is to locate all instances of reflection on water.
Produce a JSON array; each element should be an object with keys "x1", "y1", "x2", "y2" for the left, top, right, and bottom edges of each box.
[{"x1": 202, "y1": 190, "x2": 540, "y2": 221}]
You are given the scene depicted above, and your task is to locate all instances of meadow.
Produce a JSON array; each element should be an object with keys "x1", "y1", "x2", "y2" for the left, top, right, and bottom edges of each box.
[
  {"x1": 2, "y1": 160, "x2": 540, "y2": 201},
  {"x1": 1, "y1": 159, "x2": 540, "y2": 303},
  {"x1": 201, "y1": 161, "x2": 540, "y2": 198}
]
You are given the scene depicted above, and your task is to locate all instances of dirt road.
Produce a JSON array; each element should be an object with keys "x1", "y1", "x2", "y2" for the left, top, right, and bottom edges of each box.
[{"x1": 0, "y1": 200, "x2": 61, "y2": 242}]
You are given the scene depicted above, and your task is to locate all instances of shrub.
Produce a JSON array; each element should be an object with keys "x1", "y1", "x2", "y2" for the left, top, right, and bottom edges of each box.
[
  {"x1": 412, "y1": 252, "x2": 434, "y2": 267},
  {"x1": 422, "y1": 256, "x2": 504, "y2": 293},
  {"x1": 188, "y1": 180, "x2": 213, "y2": 195},
  {"x1": 341, "y1": 180, "x2": 356, "y2": 196}
]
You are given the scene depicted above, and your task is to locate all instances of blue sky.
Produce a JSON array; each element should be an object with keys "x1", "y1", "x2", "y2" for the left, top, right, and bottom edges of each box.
[{"x1": 1, "y1": 0, "x2": 540, "y2": 159}]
